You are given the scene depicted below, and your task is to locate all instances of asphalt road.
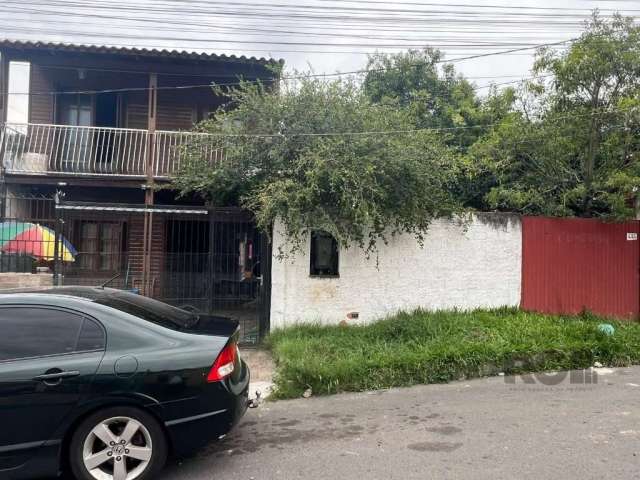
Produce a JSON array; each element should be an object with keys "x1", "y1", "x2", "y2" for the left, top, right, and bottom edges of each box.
[{"x1": 158, "y1": 366, "x2": 640, "y2": 480}]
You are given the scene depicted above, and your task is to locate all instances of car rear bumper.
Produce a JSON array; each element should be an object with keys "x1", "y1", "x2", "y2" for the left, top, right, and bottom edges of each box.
[{"x1": 165, "y1": 359, "x2": 250, "y2": 456}]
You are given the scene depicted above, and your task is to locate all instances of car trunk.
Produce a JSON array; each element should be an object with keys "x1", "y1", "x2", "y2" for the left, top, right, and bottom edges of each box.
[{"x1": 186, "y1": 315, "x2": 240, "y2": 339}]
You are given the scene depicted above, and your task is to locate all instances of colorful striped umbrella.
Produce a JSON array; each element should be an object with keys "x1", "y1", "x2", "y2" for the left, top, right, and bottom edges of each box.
[{"x1": 0, "y1": 222, "x2": 77, "y2": 262}]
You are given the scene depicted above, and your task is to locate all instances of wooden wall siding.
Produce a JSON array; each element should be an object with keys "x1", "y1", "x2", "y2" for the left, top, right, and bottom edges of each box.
[
  {"x1": 128, "y1": 215, "x2": 166, "y2": 297},
  {"x1": 24, "y1": 64, "x2": 205, "y2": 131},
  {"x1": 1, "y1": 48, "x2": 276, "y2": 127},
  {"x1": 126, "y1": 103, "x2": 148, "y2": 130},
  {"x1": 125, "y1": 102, "x2": 196, "y2": 131},
  {"x1": 29, "y1": 64, "x2": 54, "y2": 124},
  {"x1": 158, "y1": 103, "x2": 195, "y2": 131}
]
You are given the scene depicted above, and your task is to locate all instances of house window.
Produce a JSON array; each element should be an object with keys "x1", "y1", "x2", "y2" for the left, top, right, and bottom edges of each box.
[
  {"x1": 77, "y1": 221, "x2": 124, "y2": 271},
  {"x1": 310, "y1": 231, "x2": 339, "y2": 277}
]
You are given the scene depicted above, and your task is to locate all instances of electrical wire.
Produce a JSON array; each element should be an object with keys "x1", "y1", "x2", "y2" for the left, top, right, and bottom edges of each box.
[
  {"x1": 0, "y1": 1, "x2": 633, "y2": 100},
  {"x1": 0, "y1": 36, "x2": 572, "y2": 97},
  {"x1": 152, "y1": 106, "x2": 638, "y2": 138}
]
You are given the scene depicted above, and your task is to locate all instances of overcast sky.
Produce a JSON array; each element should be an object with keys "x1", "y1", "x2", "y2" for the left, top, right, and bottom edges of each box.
[{"x1": 1, "y1": 0, "x2": 638, "y2": 114}]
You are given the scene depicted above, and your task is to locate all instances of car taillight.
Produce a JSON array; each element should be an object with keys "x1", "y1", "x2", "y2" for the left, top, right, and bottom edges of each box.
[{"x1": 207, "y1": 341, "x2": 237, "y2": 382}]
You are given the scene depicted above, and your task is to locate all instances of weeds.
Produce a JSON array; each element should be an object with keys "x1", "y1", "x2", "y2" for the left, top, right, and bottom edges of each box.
[{"x1": 268, "y1": 309, "x2": 640, "y2": 399}]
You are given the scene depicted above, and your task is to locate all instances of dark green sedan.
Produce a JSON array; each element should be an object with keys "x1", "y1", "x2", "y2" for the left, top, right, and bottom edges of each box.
[{"x1": 0, "y1": 287, "x2": 250, "y2": 480}]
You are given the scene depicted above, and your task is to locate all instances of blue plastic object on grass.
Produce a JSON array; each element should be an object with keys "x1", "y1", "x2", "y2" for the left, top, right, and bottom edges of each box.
[{"x1": 598, "y1": 323, "x2": 615, "y2": 336}]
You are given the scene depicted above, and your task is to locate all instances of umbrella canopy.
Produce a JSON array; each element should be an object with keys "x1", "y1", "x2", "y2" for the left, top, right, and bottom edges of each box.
[{"x1": 0, "y1": 222, "x2": 77, "y2": 262}]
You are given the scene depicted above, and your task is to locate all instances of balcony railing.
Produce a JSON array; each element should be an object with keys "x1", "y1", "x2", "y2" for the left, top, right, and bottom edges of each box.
[
  {"x1": 154, "y1": 130, "x2": 225, "y2": 177},
  {"x1": 0, "y1": 123, "x2": 222, "y2": 178}
]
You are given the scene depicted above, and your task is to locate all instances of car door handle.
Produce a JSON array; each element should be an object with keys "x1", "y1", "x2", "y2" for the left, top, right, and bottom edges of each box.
[{"x1": 33, "y1": 370, "x2": 81, "y2": 382}]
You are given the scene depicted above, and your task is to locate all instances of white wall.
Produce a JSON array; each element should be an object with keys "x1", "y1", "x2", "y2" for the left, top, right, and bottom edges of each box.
[
  {"x1": 0, "y1": 273, "x2": 53, "y2": 289},
  {"x1": 270, "y1": 214, "x2": 522, "y2": 329}
]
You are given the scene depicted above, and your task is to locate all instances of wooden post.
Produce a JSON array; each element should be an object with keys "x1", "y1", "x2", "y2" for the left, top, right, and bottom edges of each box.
[
  {"x1": 146, "y1": 72, "x2": 157, "y2": 184},
  {"x1": 53, "y1": 191, "x2": 63, "y2": 286},
  {"x1": 142, "y1": 73, "x2": 157, "y2": 296}
]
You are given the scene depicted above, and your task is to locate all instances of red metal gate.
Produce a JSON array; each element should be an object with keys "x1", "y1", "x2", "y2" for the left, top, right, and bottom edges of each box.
[{"x1": 522, "y1": 217, "x2": 640, "y2": 320}]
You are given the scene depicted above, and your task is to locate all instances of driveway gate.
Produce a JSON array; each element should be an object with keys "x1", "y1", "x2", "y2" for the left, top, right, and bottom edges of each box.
[
  {"x1": 55, "y1": 201, "x2": 271, "y2": 344},
  {"x1": 521, "y1": 216, "x2": 640, "y2": 320}
]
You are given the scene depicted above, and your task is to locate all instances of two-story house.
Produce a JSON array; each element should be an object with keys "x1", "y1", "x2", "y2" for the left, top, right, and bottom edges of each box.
[{"x1": 0, "y1": 40, "x2": 281, "y2": 342}]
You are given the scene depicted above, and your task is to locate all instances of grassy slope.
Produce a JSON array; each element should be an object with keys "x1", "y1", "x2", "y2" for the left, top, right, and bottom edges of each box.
[{"x1": 268, "y1": 308, "x2": 640, "y2": 399}]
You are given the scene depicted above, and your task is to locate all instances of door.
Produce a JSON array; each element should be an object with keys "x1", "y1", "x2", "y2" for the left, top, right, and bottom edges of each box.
[
  {"x1": 57, "y1": 93, "x2": 94, "y2": 171},
  {"x1": 162, "y1": 211, "x2": 271, "y2": 344},
  {"x1": 0, "y1": 306, "x2": 105, "y2": 470},
  {"x1": 95, "y1": 92, "x2": 119, "y2": 170}
]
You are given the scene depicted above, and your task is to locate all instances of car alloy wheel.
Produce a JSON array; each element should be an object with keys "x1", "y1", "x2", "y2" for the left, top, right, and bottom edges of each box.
[{"x1": 82, "y1": 416, "x2": 153, "y2": 480}]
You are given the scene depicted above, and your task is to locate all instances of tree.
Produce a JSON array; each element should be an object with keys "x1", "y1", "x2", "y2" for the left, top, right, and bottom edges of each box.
[
  {"x1": 362, "y1": 48, "x2": 513, "y2": 152},
  {"x1": 468, "y1": 13, "x2": 640, "y2": 218},
  {"x1": 173, "y1": 77, "x2": 461, "y2": 254}
]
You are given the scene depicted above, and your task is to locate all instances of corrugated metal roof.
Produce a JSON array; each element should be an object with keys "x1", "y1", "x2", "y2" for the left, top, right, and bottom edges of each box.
[{"x1": 0, "y1": 39, "x2": 283, "y2": 66}]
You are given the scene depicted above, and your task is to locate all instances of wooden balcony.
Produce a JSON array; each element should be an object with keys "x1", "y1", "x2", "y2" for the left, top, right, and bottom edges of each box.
[{"x1": 0, "y1": 123, "x2": 223, "y2": 180}]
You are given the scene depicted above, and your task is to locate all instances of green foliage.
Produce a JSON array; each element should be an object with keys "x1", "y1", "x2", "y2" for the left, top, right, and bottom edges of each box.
[
  {"x1": 173, "y1": 77, "x2": 461, "y2": 253},
  {"x1": 268, "y1": 309, "x2": 640, "y2": 398},
  {"x1": 363, "y1": 48, "x2": 515, "y2": 151},
  {"x1": 174, "y1": 11, "x2": 640, "y2": 246},
  {"x1": 468, "y1": 13, "x2": 640, "y2": 218}
]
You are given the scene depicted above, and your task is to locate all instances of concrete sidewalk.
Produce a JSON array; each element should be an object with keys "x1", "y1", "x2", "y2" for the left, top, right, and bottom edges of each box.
[
  {"x1": 242, "y1": 347, "x2": 275, "y2": 401},
  {"x1": 160, "y1": 366, "x2": 640, "y2": 480}
]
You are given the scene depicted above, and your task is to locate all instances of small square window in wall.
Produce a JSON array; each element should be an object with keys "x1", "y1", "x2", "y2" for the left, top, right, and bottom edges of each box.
[{"x1": 310, "y1": 231, "x2": 339, "y2": 277}]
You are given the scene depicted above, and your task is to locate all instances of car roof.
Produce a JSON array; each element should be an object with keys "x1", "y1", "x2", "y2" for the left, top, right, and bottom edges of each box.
[{"x1": 0, "y1": 286, "x2": 121, "y2": 303}]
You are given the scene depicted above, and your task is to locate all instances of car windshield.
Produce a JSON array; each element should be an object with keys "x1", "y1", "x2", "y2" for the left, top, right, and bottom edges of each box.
[{"x1": 96, "y1": 291, "x2": 198, "y2": 330}]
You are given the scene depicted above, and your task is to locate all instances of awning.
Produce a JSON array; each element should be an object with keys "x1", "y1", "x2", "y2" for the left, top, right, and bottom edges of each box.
[{"x1": 55, "y1": 202, "x2": 208, "y2": 215}]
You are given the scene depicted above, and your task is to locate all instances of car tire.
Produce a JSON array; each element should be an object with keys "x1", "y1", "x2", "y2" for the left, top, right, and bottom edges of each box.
[{"x1": 69, "y1": 406, "x2": 167, "y2": 480}]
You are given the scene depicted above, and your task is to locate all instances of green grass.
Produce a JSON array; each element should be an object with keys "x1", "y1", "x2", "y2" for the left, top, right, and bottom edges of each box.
[{"x1": 267, "y1": 308, "x2": 640, "y2": 399}]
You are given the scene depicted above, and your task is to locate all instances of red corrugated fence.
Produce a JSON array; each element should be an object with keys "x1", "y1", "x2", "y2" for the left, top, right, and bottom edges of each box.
[{"x1": 521, "y1": 216, "x2": 640, "y2": 320}]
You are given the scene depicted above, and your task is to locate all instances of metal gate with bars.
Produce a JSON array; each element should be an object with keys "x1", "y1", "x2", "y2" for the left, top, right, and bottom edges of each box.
[{"x1": 0, "y1": 194, "x2": 271, "y2": 344}]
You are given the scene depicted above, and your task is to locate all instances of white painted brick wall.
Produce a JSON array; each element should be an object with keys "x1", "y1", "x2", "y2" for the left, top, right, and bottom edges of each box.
[{"x1": 270, "y1": 214, "x2": 522, "y2": 329}]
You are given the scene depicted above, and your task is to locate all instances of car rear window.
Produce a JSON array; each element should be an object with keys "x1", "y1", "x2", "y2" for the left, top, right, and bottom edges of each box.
[
  {"x1": 76, "y1": 317, "x2": 107, "y2": 352},
  {"x1": 95, "y1": 292, "x2": 197, "y2": 330}
]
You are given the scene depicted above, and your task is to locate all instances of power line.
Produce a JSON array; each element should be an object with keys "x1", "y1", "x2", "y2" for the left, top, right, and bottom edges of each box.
[
  {"x1": 3, "y1": 1, "x2": 627, "y2": 26},
  {"x1": 0, "y1": 17, "x2": 576, "y2": 43},
  {"x1": 0, "y1": 2, "x2": 629, "y2": 98},
  {"x1": 1, "y1": 7, "x2": 606, "y2": 35},
  {"x1": 5, "y1": 0, "x2": 633, "y2": 38},
  {"x1": 4, "y1": 0, "x2": 627, "y2": 16},
  {"x1": 0, "y1": 1, "x2": 627, "y2": 56},
  {"x1": 0, "y1": 26, "x2": 569, "y2": 48},
  {"x1": 29, "y1": 63, "x2": 546, "y2": 80},
  {"x1": 311, "y1": 0, "x2": 640, "y2": 12},
  {"x1": 171, "y1": 106, "x2": 638, "y2": 138},
  {"x1": 0, "y1": 7, "x2": 599, "y2": 49},
  {"x1": 26, "y1": 0, "x2": 634, "y2": 18},
  {"x1": 0, "y1": 35, "x2": 554, "y2": 55},
  {"x1": 0, "y1": 37, "x2": 570, "y2": 97},
  {"x1": 1, "y1": 0, "x2": 627, "y2": 65},
  {"x1": 2, "y1": 73, "x2": 549, "y2": 96}
]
